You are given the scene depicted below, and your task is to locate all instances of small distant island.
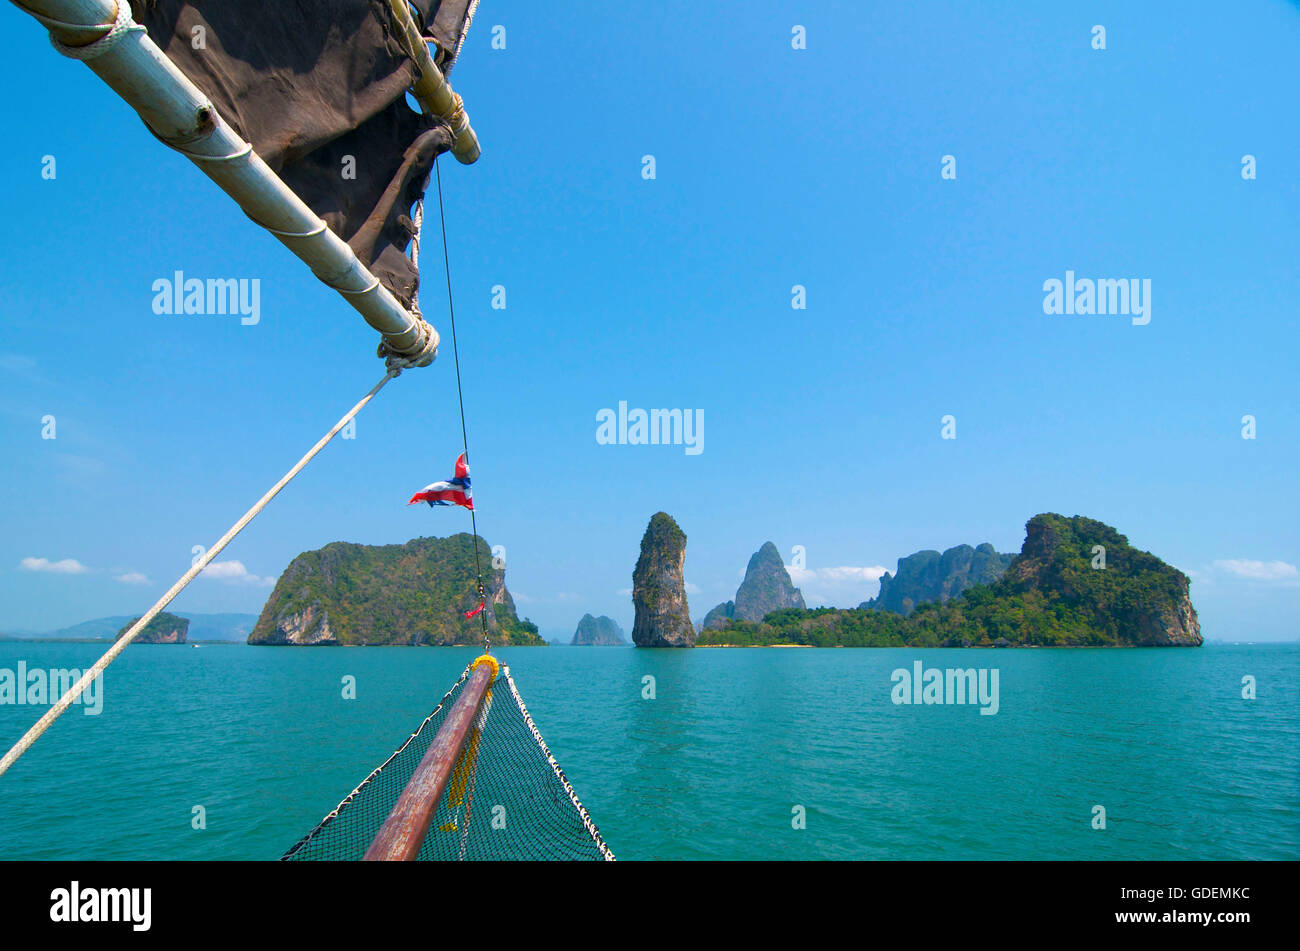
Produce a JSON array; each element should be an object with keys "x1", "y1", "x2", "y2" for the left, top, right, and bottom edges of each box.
[
  {"x1": 571, "y1": 614, "x2": 628, "y2": 646},
  {"x1": 118, "y1": 611, "x2": 189, "y2": 645},
  {"x1": 0, "y1": 614, "x2": 260, "y2": 643},
  {"x1": 695, "y1": 514, "x2": 1201, "y2": 648},
  {"x1": 247, "y1": 534, "x2": 544, "y2": 646}
]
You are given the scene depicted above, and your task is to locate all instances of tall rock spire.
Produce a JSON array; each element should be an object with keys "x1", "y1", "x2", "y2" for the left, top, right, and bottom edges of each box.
[{"x1": 631, "y1": 513, "x2": 695, "y2": 647}]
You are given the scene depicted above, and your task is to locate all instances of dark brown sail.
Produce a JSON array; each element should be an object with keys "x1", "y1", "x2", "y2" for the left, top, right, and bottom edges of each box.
[{"x1": 130, "y1": 0, "x2": 479, "y2": 308}]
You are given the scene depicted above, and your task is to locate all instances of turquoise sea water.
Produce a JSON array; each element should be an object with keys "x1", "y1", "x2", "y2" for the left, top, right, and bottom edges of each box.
[{"x1": 0, "y1": 642, "x2": 1295, "y2": 860}]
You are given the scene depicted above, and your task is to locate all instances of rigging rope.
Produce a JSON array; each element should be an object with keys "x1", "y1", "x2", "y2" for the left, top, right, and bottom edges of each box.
[
  {"x1": 432, "y1": 155, "x2": 491, "y2": 653},
  {"x1": 282, "y1": 661, "x2": 614, "y2": 861},
  {"x1": 45, "y1": 0, "x2": 143, "y2": 61},
  {"x1": 0, "y1": 368, "x2": 402, "y2": 780}
]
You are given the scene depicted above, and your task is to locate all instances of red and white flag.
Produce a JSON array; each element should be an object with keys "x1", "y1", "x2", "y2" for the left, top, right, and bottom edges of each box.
[{"x1": 408, "y1": 453, "x2": 473, "y2": 510}]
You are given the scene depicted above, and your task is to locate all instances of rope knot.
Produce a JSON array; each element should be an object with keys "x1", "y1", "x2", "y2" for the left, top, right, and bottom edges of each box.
[
  {"x1": 49, "y1": 0, "x2": 143, "y2": 61},
  {"x1": 378, "y1": 318, "x2": 439, "y2": 370}
]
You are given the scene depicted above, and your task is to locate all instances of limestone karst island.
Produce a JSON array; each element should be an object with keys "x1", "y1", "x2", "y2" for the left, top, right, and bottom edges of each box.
[
  {"x1": 634, "y1": 512, "x2": 1200, "y2": 649},
  {"x1": 233, "y1": 512, "x2": 1200, "y2": 649}
]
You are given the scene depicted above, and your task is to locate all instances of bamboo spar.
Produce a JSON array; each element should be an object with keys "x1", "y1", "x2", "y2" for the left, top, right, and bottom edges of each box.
[
  {"x1": 363, "y1": 663, "x2": 494, "y2": 861},
  {"x1": 9, "y1": 0, "x2": 455, "y2": 364},
  {"x1": 385, "y1": 0, "x2": 481, "y2": 164}
]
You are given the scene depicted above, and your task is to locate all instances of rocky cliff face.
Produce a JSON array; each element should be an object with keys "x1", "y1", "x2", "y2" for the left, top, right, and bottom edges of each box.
[
  {"x1": 735, "y1": 542, "x2": 806, "y2": 621},
  {"x1": 702, "y1": 541, "x2": 805, "y2": 628},
  {"x1": 120, "y1": 611, "x2": 189, "y2": 644},
  {"x1": 700, "y1": 600, "x2": 735, "y2": 631},
  {"x1": 631, "y1": 513, "x2": 695, "y2": 648},
  {"x1": 248, "y1": 534, "x2": 544, "y2": 646},
  {"x1": 267, "y1": 605, "x2": 337, "y2": 646},
  {"x1": 571, "y1": 614, "x2": 628, "y2": 646},
  {"x1": 1135, "y1": 596, "x2": 1202, "y2": 646},
  {"x1": 696, "y1": 513, "x2": 1201, "y2": 647},
  {"x1": 999, "y1": 513, "x2": 1202, "y2": 646},
  {"x1": 867, "y1": 543, "x2": 1015, "y2": 615}
]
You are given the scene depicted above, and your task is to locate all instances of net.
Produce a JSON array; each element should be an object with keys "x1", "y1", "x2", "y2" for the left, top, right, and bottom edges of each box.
[{"x1": 283, "y1": 664, "x2": 614, "y2": 861}]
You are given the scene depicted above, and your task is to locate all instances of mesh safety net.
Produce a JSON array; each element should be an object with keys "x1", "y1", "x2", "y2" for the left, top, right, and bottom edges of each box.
[{"x1": 283, "y1": 664, "x2": 613, "y2": 861}]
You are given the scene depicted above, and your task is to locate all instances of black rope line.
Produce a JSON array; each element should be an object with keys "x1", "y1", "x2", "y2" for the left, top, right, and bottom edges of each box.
[{"x1": 434, "y1": 156, "x2": 491, "y2": 649}]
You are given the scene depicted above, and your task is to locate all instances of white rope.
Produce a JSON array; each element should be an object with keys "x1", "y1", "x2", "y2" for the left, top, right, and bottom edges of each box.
[
  {"x1": 503, "y1": 667, "x2": 616, "y2": 860},
  {"x1": 0, "y1": 368, "x2": 401, "y2": 779},
  {"x1": 410, "y1": 200, "x2": 424, "y2": 271},
  {"x1": 47, "y1": 0, "x2": 143, "y2": 62},
  {"x1": 408, "y1": 199, "x2": 424, "y2": 316},
  {"x1": 444, "y1": 0, "x2": 480, "y2": 76}
]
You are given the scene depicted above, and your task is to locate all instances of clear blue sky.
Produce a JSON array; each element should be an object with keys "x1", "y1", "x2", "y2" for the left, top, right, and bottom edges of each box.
[{"x1": 1, "y1": 1, "x2": 1297, "y2": 641}]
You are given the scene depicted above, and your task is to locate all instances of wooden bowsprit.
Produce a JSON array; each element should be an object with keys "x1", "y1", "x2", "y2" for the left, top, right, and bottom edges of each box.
[{"x1": 363, "y1": 656, "x2": 496, "y2": 861}]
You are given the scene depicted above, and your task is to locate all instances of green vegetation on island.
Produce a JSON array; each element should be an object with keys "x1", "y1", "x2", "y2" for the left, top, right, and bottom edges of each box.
[
  {"x1": 117, "y1": 611, "x2": 189, "y2": 644},
  {"x1": 248, "y1": 534, "x2": 544, "y2": 646},
  {"x1": 571, "y1": 614, "x2": 628, "y2": 646},
  {"x1": 632, "y1": 512, "x2": 695, "y2": 647},
  {"x1": 697, "y1": 514, "x2": 1201, "y2": 648}
]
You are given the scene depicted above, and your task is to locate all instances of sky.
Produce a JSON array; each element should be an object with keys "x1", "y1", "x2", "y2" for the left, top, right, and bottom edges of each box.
[{"x1": 0, "y1": 1, "x2": 1297, "y2": 642}]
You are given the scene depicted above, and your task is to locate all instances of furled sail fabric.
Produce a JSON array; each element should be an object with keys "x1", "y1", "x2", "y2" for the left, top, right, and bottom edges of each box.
[{"x1": 129, "y1": 1, "x2": 479, "y2": 309}]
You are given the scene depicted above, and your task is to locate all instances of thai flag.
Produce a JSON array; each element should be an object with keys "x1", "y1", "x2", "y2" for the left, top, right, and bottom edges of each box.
[{"x1": 408, "y1": 453, "x2": 473, "y2": 510}]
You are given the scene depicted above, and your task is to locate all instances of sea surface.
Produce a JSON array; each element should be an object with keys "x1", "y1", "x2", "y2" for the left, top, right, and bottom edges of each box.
[{"x1": 0, "y1": 642, "x2": 1296, "y2": 860}]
